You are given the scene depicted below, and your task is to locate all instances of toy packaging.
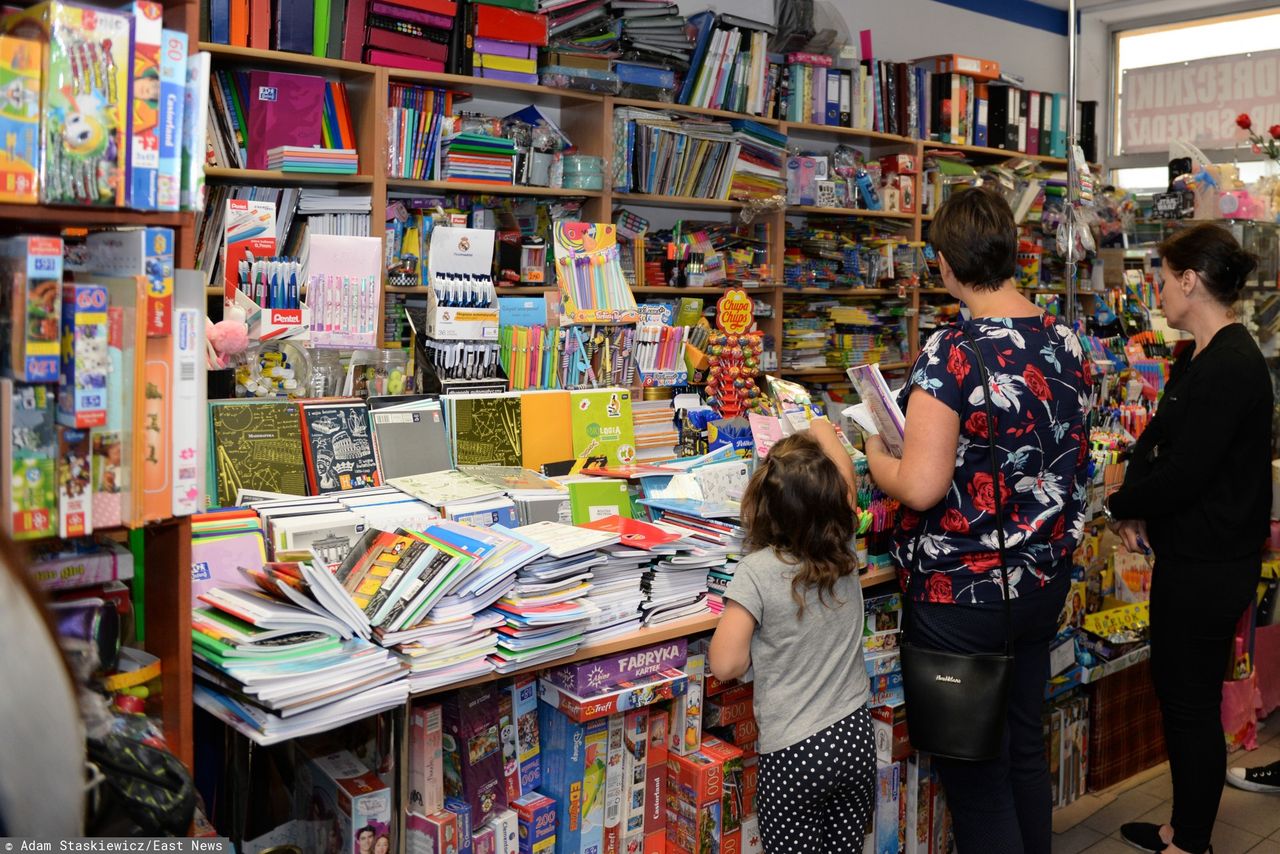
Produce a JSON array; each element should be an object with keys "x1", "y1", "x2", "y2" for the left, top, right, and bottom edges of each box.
[
  {"x1": 474, "y1": 825, "x2": 495, "y2": 854},
  {"x1": 741, "y1": 816, "x2": 762, "y2": 854},
  {"x1": 669, "y1": 653, "x2": 705, "y2": 756},
  {"x1": 407, "y1": 809, "x2": 459, "y2": 854},
  {"x1": 5, "y1": 0, "x2": 133, "y2": 207},
  {"x1": 127, "y1": 1, "x2": 161, "y2": 209},
  {"x1": 1, "y1": 234, "x2": 63, "y2": 383},
  {"x1": 537, "y1": 667, "x2": 689, "y2": 723},
  {"x1": 603, "y1": 713, "x2": 625, "y2": 854},
  {"x1": 499, "y1": 675, "x2": 541, "y2": 800},
  {"x1": 0, "y1": 35, "x2": 42, "y2": 204},
  {"x1": 538, "y1": 701, "x2": 609, "y2": 854},
  {"x1": 410, "y1": 701, "x2": 445, "y2": 817},
  {"x1": 441, "y1": 685, "x2": 506, "y2": 828},
  {"x1": 665, "y1": 736, "x2": 745, "y2": 854},
  {"x1": 644, "y1": 705, "x2": 670, "y2": 852},
  {"x1": 620, "y1": 708, "x2": 649, "y2": 853},
  {"x1": 154, "y1": 28, "x2": 185, "y2": 211},
  {"x1": 2, "y1": 379, "x2": 58, "y2": 539},
  {"x1": 546, "y1": 638, "x2": 687, "y2": 696},
  {"x1": 874, "y1": 759, "x2": 902, "y2": 854},
  {"x1": 445, "y1": 797, "x2": 473, "y2": 854},
  {"x1": 27, "y1": 536, "x2": 132, "y2": 591},
  {"x1": 704, "y1": 683, "x2": 753, "y2": 728},
  {"x1": 490, "y1": 808, "x2": 519, "y2": 854},
  {"x1": 81, "y1": 227, "x2": 173, "y2": 337},
  {"x1": 58, "y1": 283, "x2": 108, "y2": 428},
  {"x1": 512, "y1": 792, "x2": 555, "y2": 854},
  {"x1": 56, "y1": 425, "x2": 91, "y2": 537},
  {"x1": 295, "y1": 749, "x2": 394, "y2": 854}
]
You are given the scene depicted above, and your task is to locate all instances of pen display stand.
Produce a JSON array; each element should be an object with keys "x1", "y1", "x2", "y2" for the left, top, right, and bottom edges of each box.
[
  {"x1": 553, "y1": 222, "x2": 640, "y2": 324},
  {"x1": 306, "y1": 235, "x2": 383, "y2": 349},
  {"x1": 228, "y1": 285, "x2": 310, "y2": 344}
]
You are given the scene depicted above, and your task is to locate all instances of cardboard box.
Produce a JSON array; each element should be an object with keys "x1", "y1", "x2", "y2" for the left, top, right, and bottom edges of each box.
[
  {"x1": 665, "y1": 738, "x2": 744, "y2": 854},
  {"x1": 620, "y1": 708, "x2": 649, "y2": 852},
  {"x1": 705, "y1": 692, "x2": 753, "y2": 729},
  {"x1": 604, "y1": 713, "x2": 625, "y2": 854},
  {"x1": 297, "y1": 750, "x2": 394, "y2": 854},
  {"x1": 869, "y1": 670, "x2": 905, "y2": 707},
  {"x1": 407, "y1": 810, "x2": 458, "y2": 854},
  {"x1": 0, "y1": 35, "x2": 41, "y2": 204},
  {"x1": 474, "y1": 825, "x2": 496, "y2": 854},
  {"x1": 58, "y1": 284, "x2": 108, "y2": 430},
  {"x1": 919, "y1": 53, "x2": 1000, "y2": 81},
  {"x1": 512, "y1": 793, "x2": 555, "y2": 854},
  {"x1": 81, "y1": 228, "x2": 175, "y2": 338},
  {"x1": 872, "y1": 703, "x2": 910, "y2": 764},
  {"x1": 670, "y1": 654, "x2": 705, "y2": 756},
  {"x1": 538, "y1": 702, "x2": 609, "y2": 854},
  {"x1": 546, "y1": 638, "x2": 688, "y2": 696},
  {"x1": 491, "y1": 808, "x2": 519, "y2": 854},
  {"x1": 879, "y1": 154, "x2": 918, "y2": 175},
  {"x1": 28, "y1": 538, "x2": 133, "y2": 592},
  {"x1": 538, "y1": 668, "x2": 689, "y2": 723},
  {"x1": 741, "y1": 816, "x2": 762, "y2": 854},
  {"x1": 500, "y1": 676, "x2": 542, "y2": 801},
  {"x1": 442, "y1": 686, "x2": 506, "y2": 828},
  {"x1": 1, "y1": 234, "x2": 62, "y2": 383},
  {"x1": 742, "y1": 761, "x2": 757, "y2": 819},
  {"x1": 56, "y1": 425, "x2": 91, "y2": 538},
  {"x1": 873, "y1": 760, "x2": 901, "y2": 854},
  {"x1": 410, "y1": 702, "x2": 445, "y2": 816},
  {"x1": 644, "y1": 706, "x2": 669, "y2": 850},
  {"x1": 445, "y1": 797, "x2": 472, "y2": 854},
  {"x1": 426, "y1": 291, "x2": 501, "y2": 341}
]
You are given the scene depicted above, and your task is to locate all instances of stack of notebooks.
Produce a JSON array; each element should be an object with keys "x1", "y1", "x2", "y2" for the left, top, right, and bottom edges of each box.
[
  {"x1": 617, "y1": 1, "x2": 691, "y2": 73},
  {"x1": 386, "y1": 84, "x2": 449, "y2": 182},
  {"x1": 631, "y1": 398, "x2": 679, "y2": 464},
  {"x1": 462, "y1": 2, "x2": 550, "y2": 81},
  {"x1": 726, "y1": 120, "x2": 788, "y2": 202},
  {"x1": 191, "y1": 547, "x2": 411, "y2": 745},
  {"x1": 579, "y1": 514, "x2": 687, "y2": 640},
  {"x1": 680, "y1": 12, "x2": 777, "y2": 115},
  {"x1": 440, "y1": 132, "x2": 518, "y2": 185},
  {"x1": 266, "y1": 146, "x2": 358, "y2": 174},
  {"x1": 344, "y1": 0, "x2": 458, "y2": 72}
]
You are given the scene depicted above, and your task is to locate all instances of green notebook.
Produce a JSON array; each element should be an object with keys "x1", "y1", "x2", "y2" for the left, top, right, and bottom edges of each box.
[
  {"x1": 569, "y1": 388, "x2": 636, "y2": 467},
  {"x1": 568, "y1": 479, "x2": 632, "y2": 525},
  {"x1": 451, "y1": 395, "x2": 523, "y2": 467}
]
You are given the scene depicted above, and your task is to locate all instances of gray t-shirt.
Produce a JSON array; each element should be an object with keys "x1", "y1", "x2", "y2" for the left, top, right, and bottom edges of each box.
[{"x1": 724, "y1": 548, "x2": 870, "y2": 754}]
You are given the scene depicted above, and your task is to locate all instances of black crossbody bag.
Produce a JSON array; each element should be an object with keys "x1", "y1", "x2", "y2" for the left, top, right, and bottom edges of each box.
[{"x1": 900, "y1": 327, "x2": 1014, "y2": 762}]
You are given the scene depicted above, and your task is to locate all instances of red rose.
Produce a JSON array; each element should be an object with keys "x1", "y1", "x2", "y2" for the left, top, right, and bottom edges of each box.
[
  {"x1": 1271, "y1": 125, "x2": 1280, "y2": 140},
  {"x1": 1237, "y1": 113, "x2": 1253, "y2": 130},
  {"x1": 947, "y1": 344, "x2": 971, "y2": 382},
  {"x1": 900, "y1": 508, "x2": 921, "y2": 530},
  {"x1": 1077, "y1": 435, "x2": 1089, "y2": 467},
  {"x1": 940, "y1": 508, "x2": 970, "y2": 534},
  {"x1": 967, "y1": 471, "x2": 1009, "y2": 514},
  {"x1": 925, "y1": 572, "x2": 954, "y2": 603},
  {"x1": 965, "y1": 411, "x2": 989, "y2": 439},
  {"x1": 897, "y1": 567, "x2": 910, "y2": 593},
  {"x1": 1051, "y1": 515, "x2": 1066, "y2": 541},
  {"x1": 963, "y1": 551, "x2": 1002, "y2": 574},
  {"x1": 1023, "y1": 363, "x2": 1051, "y2": 401}
]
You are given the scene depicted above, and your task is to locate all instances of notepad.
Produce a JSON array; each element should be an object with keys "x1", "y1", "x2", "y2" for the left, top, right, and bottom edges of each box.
[{"x1": 844, "y1": 363, "x2": 906, "y2": 457}]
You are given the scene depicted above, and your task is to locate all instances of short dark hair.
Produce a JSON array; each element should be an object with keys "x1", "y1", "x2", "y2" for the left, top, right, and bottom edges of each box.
[
  {"x1": 930, "y1": 186, "x2": 1018, "y2": 291},
  {"x1": 358, "y1": 827, "x2": 376, "y2": 839},
  {"x1": 1159, "y1": 222, "x2": 1258, "y2": 306}
]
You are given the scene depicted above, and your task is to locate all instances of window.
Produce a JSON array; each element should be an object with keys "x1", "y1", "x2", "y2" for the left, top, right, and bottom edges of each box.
[{"x1": 1111, "y1": 7, "x2": 1280, "y2": 189}]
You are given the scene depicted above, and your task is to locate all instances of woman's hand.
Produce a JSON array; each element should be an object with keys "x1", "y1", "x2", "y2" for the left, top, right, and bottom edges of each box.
[
  {"x1": 1113, "y1": 519, "x2": 1150, "y2": 555},
  {"x1": 863, "y1": 433, "x2": 888, "y2": 459}
]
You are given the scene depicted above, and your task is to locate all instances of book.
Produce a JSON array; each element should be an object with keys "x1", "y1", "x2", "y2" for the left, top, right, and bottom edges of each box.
[
  {"x1": 210, "y1": 401, "x2": 308, "y2": 507},
  {"x1": 568, "y1": 479, "x2": 631, "y2": 525},
  {"x1": 369, "y1": 399, "x2": 451, "y2": 479},
  {"x1": 569, "y1": 389, "x2": 636, "y2": 467},
  {"x1": 300, "y1": 400, "x2": 382, "y2": 493},
  {"x1": 519, "y1": 390, "x2": 573, "y2": 471},
  {"x1": 844, "y1": 364, "x2": 906, "y2": 457},
  {"x1": 388, "y1": 470, "x2": 505, "y2": 507}
]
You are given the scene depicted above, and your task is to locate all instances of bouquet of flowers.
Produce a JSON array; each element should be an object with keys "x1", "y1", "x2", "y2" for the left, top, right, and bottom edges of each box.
[{"x1": 1235, "y1": 113, "x2": 1280, "y2": 161}]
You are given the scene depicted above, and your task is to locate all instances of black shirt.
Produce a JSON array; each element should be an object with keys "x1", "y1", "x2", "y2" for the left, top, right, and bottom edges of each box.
[{"x1": 1108, "y1": 323, "x2": 1272, "y2": 563}]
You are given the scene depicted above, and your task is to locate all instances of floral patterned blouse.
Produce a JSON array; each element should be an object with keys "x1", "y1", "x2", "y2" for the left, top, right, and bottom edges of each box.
[{"x1": 891, "y1": 316, "x2": 1093, "y2": 604}]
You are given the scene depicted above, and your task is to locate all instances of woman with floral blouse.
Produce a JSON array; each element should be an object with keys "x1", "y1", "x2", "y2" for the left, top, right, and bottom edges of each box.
[{"x1": 865, "y1": 187, "x2": 1092, "y2": 854}]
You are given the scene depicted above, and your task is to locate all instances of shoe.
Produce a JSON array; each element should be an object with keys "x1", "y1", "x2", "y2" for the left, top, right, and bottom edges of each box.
[
  {"x1": 1227, "y1": 761, "x2": 1280, "y2": 793},
  {"x1": 1119, "y1": 822, "x2": 1168, "y2": 852}
]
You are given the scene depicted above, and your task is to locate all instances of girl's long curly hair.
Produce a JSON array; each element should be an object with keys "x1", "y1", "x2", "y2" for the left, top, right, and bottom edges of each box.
[{"x1": 741, "y1": 432, "x2": 858, "y2": 617}]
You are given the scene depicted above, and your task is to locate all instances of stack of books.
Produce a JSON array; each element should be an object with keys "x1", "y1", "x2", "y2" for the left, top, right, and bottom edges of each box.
[
  {"x1": 680, "y1": 12, "x2": 777, "y2": 114},
  {"x1": 346, "y1": 0, "x2": 458, "y2": 72},
  {"x1": 617, "y1": 1, "x2": 690, "y2": 68},
  {"x1": 631, "y1": 398, "x2": 679, "y2": 464},
  {"x1": 441, "y1": 133, "x2": 518, "y2": 185},
  {"x1": 464, "y1": 2, "x2": 549, "y2": 82},
  {"x1": 727, "y1": 119, "x2": 788, "y2": 202},
  {"x1": 266, "y1": 146, "x2": 358, "y2": 173},
  {"x1": 387, "y1": 84, "x2": 449, "y2": 182}
]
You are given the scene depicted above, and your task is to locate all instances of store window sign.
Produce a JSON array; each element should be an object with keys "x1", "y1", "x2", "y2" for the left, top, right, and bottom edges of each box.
[{"x1": 1120, "y1": 48, "x2": 1280, "y2": 155}]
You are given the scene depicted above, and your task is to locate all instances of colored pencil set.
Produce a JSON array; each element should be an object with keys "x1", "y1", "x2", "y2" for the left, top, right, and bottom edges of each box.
[
  {"x1": 635, "y1": 324, "x2": 687, "y2": 374},
  {"x1": 499, "y1": 324, "x2": 636, "y2": 391},
  {"x1": 556, "y1": 244, "x2": 637, "y2": 316}
]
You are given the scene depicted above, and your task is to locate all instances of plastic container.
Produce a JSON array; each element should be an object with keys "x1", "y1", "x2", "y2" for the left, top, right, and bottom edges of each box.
[
  {"x1": 562, "y1": 155, "x2": 604, "y2": 175},
  {"x1": 562, "y1": 173, "x2": 604, "y2": 191},
  {"x1": 539, "y1": 65, "x2": 621, "y2": 94}
]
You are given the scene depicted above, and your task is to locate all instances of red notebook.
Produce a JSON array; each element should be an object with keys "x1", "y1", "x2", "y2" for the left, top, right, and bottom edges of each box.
[
  {"x1": 383, "y1": 0, "x2": 456, "y2": 15},
  {"x1": 246, "y1": 70, "x2": 324, "y2": 170},
  {"x1": 364, "y1": 49, "x2": 445, "y2": 73},
  {"x1": 365, "y1": 27, "x2": 448, "y2": 62},
  {"x1": 580, "y1": 515, "x2": 683, "y2": 551}
]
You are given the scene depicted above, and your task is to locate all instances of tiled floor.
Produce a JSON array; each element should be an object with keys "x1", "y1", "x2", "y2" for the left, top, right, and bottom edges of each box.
[{"x1": 1052, "y1": 717, "x2": 1280, "y2": 853}]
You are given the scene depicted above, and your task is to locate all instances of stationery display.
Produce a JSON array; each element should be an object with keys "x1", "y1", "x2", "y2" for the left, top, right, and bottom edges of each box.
[
  {"x1": 306, "y1": 234, "x2": 383, "y2": 349},
  {"x1": 553, "y1": 222, "x2": 639, "y2": 325},
  {"x1": 704, "y1": 290, "x2": 765, "y2": 419}
]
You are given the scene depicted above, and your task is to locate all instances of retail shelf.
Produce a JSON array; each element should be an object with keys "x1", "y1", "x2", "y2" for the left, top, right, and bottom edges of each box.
[
  {"x1": 786, "y1": 205, "x2": 916, "y2": 220},
  {"x1": 610, "y1": 96, "x2": 782, "y2": 126},
  {"x1": 387, "y1": 67, "x2": 603, "y2": 104},
  {"x1": 779, "y1": 362, "x2": 909, "y2": 377},
  {"x1": 0, "y1": 204, "x2": 193, "y2": 227},
  {"x1": 633, "y1": 285, "x2": 778, "y2": 295},
  {"x1": 199, "y1": 42, "x2": 372, "y2": 74},
  {"x1": 612, "y1": 192, "x2": 747, "y2": 211},
  {"x1": 205, "y1": 167, "x2": 374, "y2": 185},
  {"x1": 783, "y1": 287, "x2": 903, "y2": 296},
  {"x1": 386, "y1": 178, "x2": 601, "y2": 198},
  {"x1": 923, "y1": 139, "x2": 1068, "y2": 166},
  {"x1": 781, "y1": 120, "x2": 916, "y2": 146}
]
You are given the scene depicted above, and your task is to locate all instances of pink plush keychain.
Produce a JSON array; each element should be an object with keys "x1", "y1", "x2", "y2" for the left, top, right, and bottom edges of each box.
[{"x1": 206, "y1": 304, "x2": 249, "y2": 369}]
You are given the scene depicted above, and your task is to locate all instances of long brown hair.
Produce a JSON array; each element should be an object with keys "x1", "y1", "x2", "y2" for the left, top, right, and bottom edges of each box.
[{"x1": 741, "y1": 432, "x2": 858, "y2": 617}]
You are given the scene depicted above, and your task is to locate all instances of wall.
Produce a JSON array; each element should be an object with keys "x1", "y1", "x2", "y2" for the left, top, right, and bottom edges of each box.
[{"x1": 730, "y1": 0, "x2": 1070, "y2": 93}]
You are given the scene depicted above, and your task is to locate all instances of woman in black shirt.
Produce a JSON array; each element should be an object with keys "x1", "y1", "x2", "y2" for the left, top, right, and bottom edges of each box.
[{"x1": 1107, "y1": 224, "x2": 1273, "y2": 854}]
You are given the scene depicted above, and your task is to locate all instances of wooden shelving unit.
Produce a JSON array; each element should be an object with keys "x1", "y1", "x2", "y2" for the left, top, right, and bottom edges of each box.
[
  {"x1": 205, "y1": 166, "x2": 375, "y2": 185},
  {"x1": 385, "y1": 178, "x2": 601, "y2": 198}
]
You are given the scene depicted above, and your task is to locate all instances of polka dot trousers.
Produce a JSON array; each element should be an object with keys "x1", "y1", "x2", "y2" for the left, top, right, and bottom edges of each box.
[{"x1": 756, "y1": 706, "x2": 877, "y2": 853}]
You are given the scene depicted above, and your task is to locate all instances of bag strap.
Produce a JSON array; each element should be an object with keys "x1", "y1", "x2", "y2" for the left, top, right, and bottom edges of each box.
[{"x1": 959, "y1": 325, "x2": 1013, "y2": 654}]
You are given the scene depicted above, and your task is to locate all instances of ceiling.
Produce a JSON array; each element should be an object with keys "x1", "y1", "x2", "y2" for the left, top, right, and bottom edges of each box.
[{"x1": 1035, "y1": 0, "x2": 1133, "y2": 8}]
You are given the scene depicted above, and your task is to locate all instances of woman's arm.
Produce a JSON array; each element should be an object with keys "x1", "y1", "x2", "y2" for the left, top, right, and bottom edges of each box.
[
  {"x1": 865, "y1": 388, "x2": 960, "y2": 512},
  {"x1": 708, "y1": 600, "x2": 756, "y2": 682}
]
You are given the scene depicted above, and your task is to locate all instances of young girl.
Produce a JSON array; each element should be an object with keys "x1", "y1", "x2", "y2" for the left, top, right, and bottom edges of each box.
[{"x1": 709, "y1": 420, "x2": 874, "y2": 853}]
